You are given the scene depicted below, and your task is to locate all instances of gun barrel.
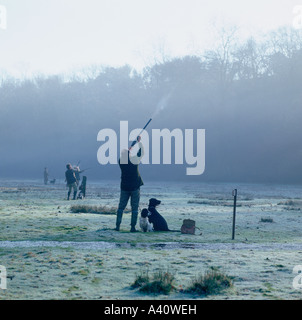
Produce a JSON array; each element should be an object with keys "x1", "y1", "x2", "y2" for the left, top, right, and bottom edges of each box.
[
  {"x1": 131, "y1": 118, "x2": 152, "y2": 148},
  {"x1": 142, "y1": 118, "x2": 152, "y2": 131}
]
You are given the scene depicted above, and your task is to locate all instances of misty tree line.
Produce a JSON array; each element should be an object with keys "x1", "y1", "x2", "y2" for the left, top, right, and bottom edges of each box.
[{"x1": 0, "y1": 26, "x2": 301, "y2": 183}]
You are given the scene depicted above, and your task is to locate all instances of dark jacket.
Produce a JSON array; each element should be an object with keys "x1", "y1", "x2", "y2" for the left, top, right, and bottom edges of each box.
[
  {"x1": 65, "y1": 169, "x2": 77, "y2": 185},
  {"x1": 119, "y1": 142, "x2": 144, "y2": 192}
]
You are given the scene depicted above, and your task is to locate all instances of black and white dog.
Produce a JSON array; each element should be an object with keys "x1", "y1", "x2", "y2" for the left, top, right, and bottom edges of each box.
[
  {"x1": 139, "y1": 208, "x2": 153, "y2": 232},
  {"x1": 147, "y1": 198, "x2": 170, "y2": 232}
]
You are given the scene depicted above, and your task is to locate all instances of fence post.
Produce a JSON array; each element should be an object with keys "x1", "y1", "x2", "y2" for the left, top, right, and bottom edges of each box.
[{"x1": 232, "y1": 189, "x2": 237, "y2": 240}]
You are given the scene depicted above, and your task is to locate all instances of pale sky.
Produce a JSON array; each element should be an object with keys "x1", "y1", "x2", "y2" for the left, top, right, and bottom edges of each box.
[{"x1": 0, "y1": 0, "x2": 299, "y2": 78}]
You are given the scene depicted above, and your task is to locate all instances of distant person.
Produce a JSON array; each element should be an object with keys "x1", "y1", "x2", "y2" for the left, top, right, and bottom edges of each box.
[
  {"x1": 115, "y1": 136, "x2": 144, "y2": 232},
  {"x1": 44, "y1": 167, "x2": 49, "y2": 185},
  {"x1": 65, "y1": 164, "x2": 78, "y2": 200}
]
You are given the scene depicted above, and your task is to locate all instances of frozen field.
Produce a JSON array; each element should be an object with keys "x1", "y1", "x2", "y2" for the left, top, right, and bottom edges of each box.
[{"x1": 0, "y1": 179, "x2": 302, "y2": 300}]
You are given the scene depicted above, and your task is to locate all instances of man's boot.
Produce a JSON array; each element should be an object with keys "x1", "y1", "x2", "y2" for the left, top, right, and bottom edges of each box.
[
  {"x1": 115, "y1": 210, "x2": 123, "y2": 231},
  {"x1": 67, "y1": 191, "x2": 71, "y2": 200},
  {"x1": 130, "y1": 211, "x2": 138, "y2": 232},
  {"x1": 73, "y1": 191, "x2": 77, "y2": 200}
]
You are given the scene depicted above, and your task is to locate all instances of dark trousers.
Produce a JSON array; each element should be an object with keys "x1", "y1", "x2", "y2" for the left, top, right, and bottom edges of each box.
[{"x1": 116, "y1": 188, "x2": 140, "y2": 228}]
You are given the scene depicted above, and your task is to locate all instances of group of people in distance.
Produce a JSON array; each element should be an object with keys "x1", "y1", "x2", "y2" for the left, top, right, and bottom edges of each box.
[{"x1": 65, "y1": 164, "x2": 84, "y2": 200}]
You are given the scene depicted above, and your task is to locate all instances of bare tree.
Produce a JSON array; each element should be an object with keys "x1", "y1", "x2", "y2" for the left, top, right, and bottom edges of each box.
[
  {"x1": 203, "y1": 25, "x2": 239, "y2": 85},
  {"x1": 268, "y1": 26, "x2": 302, "y2": 58},
  {"x1": 233, "y1": 37, "x2": 270, "y2": 80}
]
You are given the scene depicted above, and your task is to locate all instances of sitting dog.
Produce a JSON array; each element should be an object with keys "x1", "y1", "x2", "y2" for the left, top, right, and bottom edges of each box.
[
  {"x1": 139, "y1": 208, "x2": 153, "y2": 232},
  {"x1": 147, "y1": 198, "x2": 170, "y2": 231}
]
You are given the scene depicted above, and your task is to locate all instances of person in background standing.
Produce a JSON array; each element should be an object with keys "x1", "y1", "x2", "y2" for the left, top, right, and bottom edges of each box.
[
  {"x1": 65, "y1": 164, "x2": 78, "y2": 200},
  {"x1": 44, "y1": 167, "x2": 49, "y2": 185}
]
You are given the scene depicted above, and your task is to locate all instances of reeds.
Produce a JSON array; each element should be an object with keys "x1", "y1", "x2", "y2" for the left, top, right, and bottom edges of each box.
[{"x1": 70, "y1": 204, "x2": 116, "y2": 215}]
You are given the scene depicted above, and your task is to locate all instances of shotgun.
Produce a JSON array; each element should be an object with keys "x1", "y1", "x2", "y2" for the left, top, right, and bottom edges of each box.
[{"x1": 130, "y1": 118, "x2": 152, "y2": 148}]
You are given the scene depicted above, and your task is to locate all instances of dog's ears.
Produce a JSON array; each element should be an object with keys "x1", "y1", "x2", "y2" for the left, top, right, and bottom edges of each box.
[{"x1": 149, "y1": 198, "x2": 161, "y2": 206}]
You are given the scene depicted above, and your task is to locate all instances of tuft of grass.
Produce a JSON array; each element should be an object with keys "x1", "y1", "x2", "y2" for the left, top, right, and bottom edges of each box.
[
  {"x1": 70, "y1": 204, "x2": 116, "y2": 215},
  {"x1": 72, "y1": 269, "x2": 90, "y2": 276},
  {"x1": 52, "y1": 226, "x2": 88, "y2": 232},
  {"x1": 91, "y1": 277, "x2": 101, "y2": 285},
  {"x1": 62, "y1": 286, "x2": 79, "y2": 294},
  {"x1": 185, "y1": 268, "x2": 233, "y2": 296},
  {"x1": 260, "y1": 217, "x2": 274, "y2": 223},
  {"x1": 131, "y1": 269, "x2": 175, "y2": 295},
  {"x1": 131, "y1": 270, "x2": 150, "y2": 289}
]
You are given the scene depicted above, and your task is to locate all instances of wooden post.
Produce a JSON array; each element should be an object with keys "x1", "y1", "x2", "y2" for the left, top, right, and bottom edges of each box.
[
  {"x1": 77, "y1": 176, "x2": 87, "y2": 199},
  {"x1": 232, "y1": 189, "x2": 237, "y2": 240},
  {"x1": 82, "y1": 176, "x2": 87, "y2": 198}
]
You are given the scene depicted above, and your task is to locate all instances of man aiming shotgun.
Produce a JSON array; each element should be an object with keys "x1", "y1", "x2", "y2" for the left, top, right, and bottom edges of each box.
[{"x1": 115, "y1": 119, "x2": 152, "y2": 232}]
